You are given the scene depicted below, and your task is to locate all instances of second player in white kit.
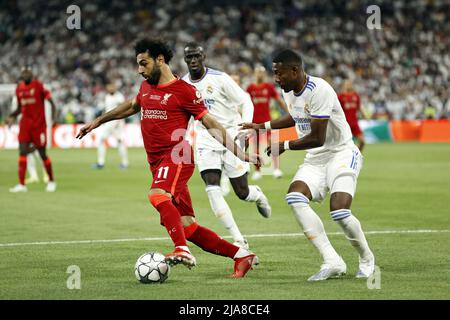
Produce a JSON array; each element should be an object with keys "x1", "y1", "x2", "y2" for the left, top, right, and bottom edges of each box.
[
  {"x1": 183, "y1": 42, "x2": 272, "y2": 250},
  {"x1": 242, "y1": 49, "x2": 375, "y2": 281},
  {"x1": 94, "y1": 83, "x2": 129, "y2": 169}
]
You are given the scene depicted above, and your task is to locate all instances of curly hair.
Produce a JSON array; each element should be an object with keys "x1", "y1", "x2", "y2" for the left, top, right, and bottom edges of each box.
[{"x1": 134, "y1": 38, "x2": 174, "y2": 64}]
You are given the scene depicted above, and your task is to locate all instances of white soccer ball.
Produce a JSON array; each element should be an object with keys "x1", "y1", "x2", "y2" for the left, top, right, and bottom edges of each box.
[{"x1": 134, "y1": 252, "x2": 170, "y2": 284}]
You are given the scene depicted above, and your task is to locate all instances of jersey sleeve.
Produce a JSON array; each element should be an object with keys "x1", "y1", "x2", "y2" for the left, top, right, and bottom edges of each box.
[
  {"x1": 135, "y1": 83, "x2": 143, "y2": 106},
  {"x1": 269, "y1": 83, "x2": 280, "y2": 99},
  {"x1": 222, "y1": 74, "x2": 254, "y2": 122},
  {"x1": 310, "y1": 83, "x2": 335, "y2": 119},
  {"x1": 181, "y1": 84, "x2": 208, "y2": 120}
]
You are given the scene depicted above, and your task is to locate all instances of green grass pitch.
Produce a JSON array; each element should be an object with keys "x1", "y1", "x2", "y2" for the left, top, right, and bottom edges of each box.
[{"x1": 0, "y1": 143, "x2": 449, "y2": 299}]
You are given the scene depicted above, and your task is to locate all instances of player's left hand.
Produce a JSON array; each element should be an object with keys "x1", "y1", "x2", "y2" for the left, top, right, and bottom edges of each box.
[
  {"x1": 76, "y1": 119, "x2": 100, "y2": 139},
  {"x1": 266, "y1": 142, "x2": 285, "y2": 157},
  {"x1": 5, "y1": 116, "x2": 15, "y2": 128},
  {"x1": 246, "y1": 153, "x2": 264, "y2": 167}
]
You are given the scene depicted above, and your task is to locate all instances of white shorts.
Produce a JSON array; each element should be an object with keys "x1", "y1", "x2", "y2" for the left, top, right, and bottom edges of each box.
[
  {"x1": 292, "y1": 146, "x2": 363, "y2": 202},
  {"x1": 196, "y1": 147, "x2": 249, "y2": 179},
  {"x1": 98, "y1": 120, "x2": 125, "y2": 141}
]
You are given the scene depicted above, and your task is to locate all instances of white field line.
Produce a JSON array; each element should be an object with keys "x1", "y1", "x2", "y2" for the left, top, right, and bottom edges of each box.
[{"x1": 0, "y1": 229, "x2": 449, "y2": 248}]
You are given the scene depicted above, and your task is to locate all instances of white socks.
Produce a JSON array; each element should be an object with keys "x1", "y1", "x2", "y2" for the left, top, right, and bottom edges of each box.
[
  {"x1": 331, "y1": 209, "x2": 373, "y2": 260},
  {"x1": 118, "y1": 140, "x2": 128, "y2": 167},
  {"x1": 286, "y1": 192, "x2": 341, "y2": 264},
  {"x1": 97, "y1": 141, "x2": 106, "y2": 165},
  {"x1": 206, "y1": 185, "x2": 245, "y2": 243},
  {"x1": 97, "y1": 140, "x2": 129, "y2": 167},
  {"x1": 245, "y1": 185, "x2": 262, "y2": 202}
]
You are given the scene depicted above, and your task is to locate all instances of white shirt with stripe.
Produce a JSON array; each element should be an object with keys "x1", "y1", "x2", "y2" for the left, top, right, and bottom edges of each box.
[{"x1": 282, "y1": 75, "x2": 354, "y2": 157}]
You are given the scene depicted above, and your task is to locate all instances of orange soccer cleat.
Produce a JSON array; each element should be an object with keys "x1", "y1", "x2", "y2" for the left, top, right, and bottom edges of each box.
[
  {"x1": 165, "y1": 248, "x2": 197, "y2": 269},
  {"x1": 229, "y1": 254, "x2": 259, "y2": 278}
]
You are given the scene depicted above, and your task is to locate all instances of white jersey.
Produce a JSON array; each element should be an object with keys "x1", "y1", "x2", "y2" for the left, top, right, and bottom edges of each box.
[
  {"x1": 282, "y1": 75, "x2": 353, "y2": 158},
  {"x1": 182, "y1": 68, "x2": 254, "y2": 150},
  {"x1": 104, "y1": 91, "x2": 125, "y2": 112}
]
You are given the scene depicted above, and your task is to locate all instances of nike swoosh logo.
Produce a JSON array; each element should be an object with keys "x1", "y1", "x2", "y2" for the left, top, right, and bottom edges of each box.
[
  {"x1": 154, "y1": 180, "x2": 164, "y2": 184},
  {"x1": 143, "y1": 93, "x2": 149, "y2": 97}
]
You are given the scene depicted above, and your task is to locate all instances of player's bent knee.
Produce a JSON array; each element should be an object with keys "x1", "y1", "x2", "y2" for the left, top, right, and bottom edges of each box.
[
  {"x1": 181, "y1": 216, "x2": 197, "y2": 227},
  {"x1": 148, "y1": 192, "x2": 171, "y2": 208},
  {"x1": 285, "y1": 192, "x2": 310, "y2": 207}
]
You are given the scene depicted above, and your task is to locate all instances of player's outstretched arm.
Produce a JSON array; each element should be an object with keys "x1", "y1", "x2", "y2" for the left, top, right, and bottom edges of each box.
[
  {"x1": 267, "y1": 118, "x2": 328, "y2": 156},
  {"x1": 201, "y1": 113, "x2": 262, "y2": 166},
  {"x1": 240, "y1": 113, "x2": 295, "y2": 132},
  {"x1": 76, "y1": 98, "x2": 140, "y2": 139}
]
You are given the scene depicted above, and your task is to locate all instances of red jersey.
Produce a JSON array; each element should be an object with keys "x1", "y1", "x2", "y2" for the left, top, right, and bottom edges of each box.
[
  {"x1": 136, "y1": 78, "x2": 208, "y2": 164},
  {"x1": 338, "y1": 91, "x2": 361, "y2": 126},
  {"x1": 246, "y1": 82, "x2": 280, "y2": 123},
  {"x1": 16, "y1": 80, "x2": 51, "y2": 129}
]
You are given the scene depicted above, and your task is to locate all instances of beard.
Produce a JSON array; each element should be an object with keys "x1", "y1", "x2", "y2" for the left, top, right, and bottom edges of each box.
[{"x1": 146, "y1": 66, "x2": 161, "y2": 85}]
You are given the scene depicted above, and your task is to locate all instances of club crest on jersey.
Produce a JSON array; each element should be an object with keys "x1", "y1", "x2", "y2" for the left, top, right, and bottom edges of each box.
[
  {"x1": 206, "y1": 85, "x2": 213, "y2": 94},
  {"x1": 304, "y1": 103, "x2": 311, "y2": 114},
  {"x1": 161, "y1": 93, "x2": 172, "y2": 105}
]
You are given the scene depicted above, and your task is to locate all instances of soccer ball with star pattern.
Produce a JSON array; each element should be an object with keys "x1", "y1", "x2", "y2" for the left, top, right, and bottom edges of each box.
[{"x1": 134, "y1": 252, "x2": 170, "y2": 284}]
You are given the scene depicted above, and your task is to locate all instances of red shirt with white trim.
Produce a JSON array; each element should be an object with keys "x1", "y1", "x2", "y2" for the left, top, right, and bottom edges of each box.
[
  {"x1": 136, "y1": 78, "x2": 208, "y2": 164},
  {"x1": 16, "y1": 79, "x2": 51, "y2": 129}
]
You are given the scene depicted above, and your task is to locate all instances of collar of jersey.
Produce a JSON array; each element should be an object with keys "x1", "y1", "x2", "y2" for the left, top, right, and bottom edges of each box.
[
  {"x1": 189, "y1": 67, "x2": 208, "y2": 83},
  {"x1": 293, "y1": 75, "x2": 310, "y2": 97},
  {"x1": 156, "y1": 76, "x2": 179, "y2": 89}
]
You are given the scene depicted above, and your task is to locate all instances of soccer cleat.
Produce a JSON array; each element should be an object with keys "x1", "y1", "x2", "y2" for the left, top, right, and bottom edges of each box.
[
  {"x1": 356, "y1": 253, "x2": 375, "y2": 278},
  {"x1": 273, "y1": 168, "x2": 283, "y2": 179},
  {"x1": 92, "y1": 163, "x2": 104, "y2": 169},
  {"x1": 251, "y1": 171, "x2": 262, "y2": 181},
  {"x1": 308, "y1": 258, "x2": 347, "y2": 281},
  {"x1": 255, "y1": 186, "x2": 271, "y2": 218},
  {"x1": 229, "y1": 254, "x2": 259, "y2": 278},
  {"x1": 46, "y1": 181, "x2": 57, "y2": 192},
  {"x1": 165, "y1": 248, "x2": 196, "y2": 269},
  {"x1": 233, "y1": 239, "x2": 250, "y2": 250},
  {"x1": 9, "y1": 184, "x2": 28, "y2": 193},
  {"x1": 119, "y1": 163, "x2": 129, "y2": 170},
  {"x1": 25, "y1": 175, "x2": 40, "y2": 184}
]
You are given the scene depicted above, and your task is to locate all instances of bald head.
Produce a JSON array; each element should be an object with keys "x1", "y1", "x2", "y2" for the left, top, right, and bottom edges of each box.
[{"x1": 184, "y1": 42, "x2": 206, "y2": 80}]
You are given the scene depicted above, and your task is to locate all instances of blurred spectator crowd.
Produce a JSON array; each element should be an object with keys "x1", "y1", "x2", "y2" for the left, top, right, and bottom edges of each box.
[{"x1": 0, "y1": 0, "x2": 449, "y2": 123}]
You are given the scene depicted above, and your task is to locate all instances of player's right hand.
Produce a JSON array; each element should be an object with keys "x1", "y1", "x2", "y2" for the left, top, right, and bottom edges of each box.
[
  {"x1": 239, "y1": 122, "x2": 263, "y2": 131},
  {"x1": 76, "y1": 120, "x2": 100, "y2": 139}
]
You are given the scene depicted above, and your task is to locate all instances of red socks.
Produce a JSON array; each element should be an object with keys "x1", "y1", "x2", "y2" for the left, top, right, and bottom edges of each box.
[
  {"x1": 185, "y1": 222, "x2": 239, "y2": 258},
  {"x1": 43, "y1": 157, "x2": 54, "y2": 181},
  {"x1": 18, "y1": 155, "x2": 27, "y2": 185},
  {"x1": 149, "y1": 194, "x2": 187, "y2": 247}
]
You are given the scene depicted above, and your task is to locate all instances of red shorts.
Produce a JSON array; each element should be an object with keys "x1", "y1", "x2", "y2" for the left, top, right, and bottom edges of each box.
[
  {"x1": 349, "y1": 123, "x2": 363, "y2": 137},
  {"x1": 18, "y1": 125, "x2": 47, "y2": 148},
  {"x1": 150, "y1": 155, "x2": 195, "y2": 217}
]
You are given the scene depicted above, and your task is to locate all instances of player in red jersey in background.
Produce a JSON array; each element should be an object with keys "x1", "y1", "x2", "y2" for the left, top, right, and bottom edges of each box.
[
  {"x1": 338, "y1": 79, "x2": 366, "y2": 152},
  {"x1": 6, "y1": 66, "x2": 57, "y2": 193},
  {"x1": 246, "y1": 65, "x2": 289, "y2": 180},
  {"x1": 77, "y1": 39, "x2": 260, "y2": 278}
]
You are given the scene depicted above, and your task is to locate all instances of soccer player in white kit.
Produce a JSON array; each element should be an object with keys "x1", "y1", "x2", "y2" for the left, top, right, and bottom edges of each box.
[
  {"x1": 94, "y1": 82, "x2": 129, "y2": 169},
  {"x1": 241, "y1": 49, "x2": 375, "y2": 281},
  {"x1": 182, "y1": 42, "x2": 271, "y2": 250}
]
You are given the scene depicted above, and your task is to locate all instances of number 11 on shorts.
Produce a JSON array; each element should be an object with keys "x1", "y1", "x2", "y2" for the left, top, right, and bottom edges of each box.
[{"x1": 157, "y1": 166, "x2": 169, "y2": 179}]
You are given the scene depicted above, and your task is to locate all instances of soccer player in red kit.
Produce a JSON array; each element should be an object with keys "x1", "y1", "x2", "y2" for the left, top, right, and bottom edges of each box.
[
  {"x1": 246, "y1": 66, "x2": 289, "y2": 180},
  {"x1": 338, "y1": 80, "x2": 366, "y2": 152},
  {"x1": 6, "y1": 66, "x2": 57, "y2": 193},
  {"x1": 77, "y1": 39, "x2": 260, "y2": 278}
]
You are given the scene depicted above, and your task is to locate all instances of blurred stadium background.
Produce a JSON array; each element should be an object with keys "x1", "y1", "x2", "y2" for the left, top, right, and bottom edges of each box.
[{"x1": 0, "y1": 0, "x2": 450, "y2": 300}]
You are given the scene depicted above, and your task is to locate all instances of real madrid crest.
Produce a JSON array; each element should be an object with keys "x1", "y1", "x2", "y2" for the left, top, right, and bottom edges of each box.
[
  {"x1": 304, "y1": 103, "x2": 310, "y2": 114},
  {"x1": 206, "y1": 85, "x2": 213, "y2": 94}
]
